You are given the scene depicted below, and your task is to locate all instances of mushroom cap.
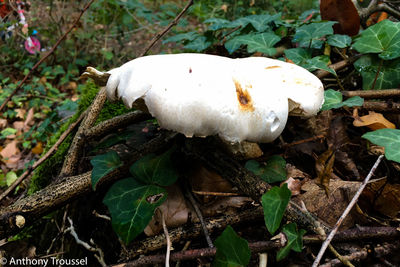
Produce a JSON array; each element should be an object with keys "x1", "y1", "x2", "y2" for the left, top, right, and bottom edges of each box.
[{"x1": 106, "y1": 53, "x2": 324, "y2": 143}]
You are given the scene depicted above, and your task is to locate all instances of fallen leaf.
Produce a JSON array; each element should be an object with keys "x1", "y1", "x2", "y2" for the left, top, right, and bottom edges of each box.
[
  {"x1": 24, "y1": 108, "x2": 35, "y2": 127},
  {"x1": 31, "y1": 142, "x2": 43, "y2": 155},
  {"x1": 0, "y1": 119, "x2": 7, "y2": 129},
  {"x1": 362, "y1": 178, "x2": 400, "y2": 218},
  {"x1": 284, "y1": 177, "x2": 303, "y2": 196},
  {"x1": 320, "y1": 0, "x2": 360, "y2": 36},
  {"x1": 353, "y1": 111, "x2": 396, "y2": 130},
  {"x1": 315, "y1": 149, "x2": 335, "y2": 195},
  {"x1": 144, "y1": 184, "x2": 190, "y2": 236},
  {"x1": 0, "y1": 140, "x2": 20, "y2": 160},
  {"x1": 294, "y1": 179, "x2": 364, "y2": 229},
  {"x1": 15, "y1": 109, "x2": 26, "y2": 120}
]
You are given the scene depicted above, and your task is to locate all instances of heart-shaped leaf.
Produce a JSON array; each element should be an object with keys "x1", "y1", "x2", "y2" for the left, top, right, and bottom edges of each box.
[
  {"x1": 245, "y1": 155, "x2": 286, "y2": 183},
  {"x1": 354, "y1": 54, "x2": 400, "y2": 90},
  {"x1": 91, "y1": 151, "x2": 123, "y2": 190},
  {"x1": 262, "y1": 184, "x2": 291, "y2": 235},
  {"x1": 321, "y1": 89, "x2": 364, "y2": 110},
  {"x1": 277, "y1": 223, "x2": 306, "y2": 261},
  {"x1": 353, "y1": 20, "x2": 400, "y2": 60},
  {"x1": 103, "y1": 178, "x2": 166, "y2": 244},
  {"x1": 362, "y1": 129, "x2": 400, "y2": 163},
  {"x1": 213, "y1": 225, "x2": 251, "y2": 267},
  {"x1": 293, "y1": 21, "x2": 336, "y2": 48},
  {"x1": 285, "y1": 48, "x2": 336, "y2": 75},
  {"x1": 327, "y1": 34, "x2": 352, "y2": 48},
  {"x1": 130, "y1": 148, "x2": 178, "y2": 186},
  {"x1": 225, "y1": 32, "x2": 281, "y2": 55}
]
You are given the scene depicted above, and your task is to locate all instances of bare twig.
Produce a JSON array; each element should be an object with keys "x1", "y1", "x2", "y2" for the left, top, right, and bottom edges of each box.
[
  {"x1": 0, "y1": 0, "x2": 96, "y2": 112},
  {"x1": 66, "y1": 217, "x2": 106, "y2": 267},
  {"x1": 161, "y1": 210, "x2": 171, "y2": 267},
  {"x1": 185, "y1": 185, "x2": 214, "y2": 248},
  {"x1": 315, "y1": 56, "x2": 360, "y2": 79},
  {"x1": 362, "y1": 101, "x2": 400, "y2": 113},
  {"x1": 312, "y1": 155, "x2": 384, "y2": 267},
  {"x1": 342, "y1": 89, "x2": 400, "y2": 99},
  {"x1": 139, "y1": 0, "x2": 194, "y2": 57},
  {"x1": 0, "y1": 111, "x2": 87, "y2": 202}
]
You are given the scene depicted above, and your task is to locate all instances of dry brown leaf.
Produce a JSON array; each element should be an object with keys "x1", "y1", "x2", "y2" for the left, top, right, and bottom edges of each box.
[
  {"x1": 315, "y1": 149, "x2": 335, "y2": 195},
  {"x1": 320, "y1": 0, "x2": 360, "y2": 36},
  {"x1": 294, "y1": 179, "x2": 364, "y2": 229},
  {"x1": 202, "y1": 196, "x2": 252, "y2": 217},
  {"x1": 188, "y1": 163, "x2": 233, "y2": 203},
  {"x1": 0, "y1": 119, "x2": 7, "y2": 129},
  {"x1": 15, "y1": 109, "x2": 26, "y2": 120},
  {"x1": 353, "y1": 111, "x2": 396, "y2": 130},
  {"x1": 24, "y1": 108, "x2": 35, "y2": 127},
  {"x1": 31, "y1": 142, "x2": 43, "y2": 155},
  {"x1": 284, "y1": 177, "x2": 303, "y2": 196},
  {"x1": 0, "y1": 140, "x2": 20, "y2": 160},
  {"x1": 362, "y1": 179, "x2": 400, "y2": 218},
  {"x1": 144, "y1": 184, "x2": 190, "y2": 236}
]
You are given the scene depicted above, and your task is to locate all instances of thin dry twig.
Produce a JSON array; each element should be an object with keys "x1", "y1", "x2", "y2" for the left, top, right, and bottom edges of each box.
[
  {"x1": 0, "y1": 110, "x2": 87, "y2": 202},
  {"x1": 161, "y1": 210, "x2": 171, "y2": 267},
  {"x1": 362, "y1": 100, "x2": 400, "y2": 113},
  {"x1": 315, "y1": 56, "x2": 360, "y2": 79},
  {"x1": 0, "y1": 0, "x2": 96, "y2": 112},
  {"x1": 139, "y1": 0, "x2": 194, "y2": 57},
  {"x1": 342, "y1": 89, "x2": 400, "y2": 99},
  {"x1": 312, "y1": 155, "x2": 385, "y2": 267}
]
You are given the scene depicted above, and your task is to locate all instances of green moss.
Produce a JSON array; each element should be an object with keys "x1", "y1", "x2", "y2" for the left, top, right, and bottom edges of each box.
[{"x1": 28, "y1": 81, "x2": 130, "y2": 194}]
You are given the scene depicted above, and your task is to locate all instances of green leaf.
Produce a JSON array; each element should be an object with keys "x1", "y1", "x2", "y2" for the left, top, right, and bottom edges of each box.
[
  {"x1": 103, "y1": 178, "x2": 166, "y2": 244},
  {"x1": 184, "y1": 36, "x2": 211, "y2": 52},
  {"x1": 321, "y1": 90, "x2": 363, "y2": 110},
  {"x1": 352, "y1": 20, "x2": 400, "y2": 60},
  {"x1": 293, "y1": 21, "x2": 336, "y2": 48},
  {"x1": 262, "y1": 184, "x2": 291, "y2": 235},
  {"x1": 204, "y1": 18, "x2": 232, "y2": 31},
  {"x1": 90, "y1": 151, "x2": 123, "y2": 190},
  {"x1": 1, "y1": 128, "x2": 17, "y2": 138},
  {"x1": 285, "y1": 48, "x2": 335, "y2": 75},
  {"x1": 327, "y1": 34, "x2": 352, "y2": 48},
  {"x1": 353, "y1": 54, "x2": 400, "y2": 90},
  {"x1": 235, "y1": 13, "x2": 281, "y2": 32},
  {"x1": 225, "y1": 32, "x2": 281, "y2": 55},
  {"x1": 130, "y1": 148, "x2": 178, "y2": 186},
  {"x1": 6, "y1": 171, "x2": 18, "y2": 187},
  {"x1": 245, "y1": 155, "x2": 286, "y2": 183},
  {"x1": 162, "y1": 31, "x2": 199, "y2": 44},
  {"x1": 277, "y1": 223, "x2": 306, "y2": 261},
  {"x1": 213, "y1": 225, "x2": 251, "y2": 267},
  {"x1": 362, "y1": 129, "x2": 400, "y2": 163}
]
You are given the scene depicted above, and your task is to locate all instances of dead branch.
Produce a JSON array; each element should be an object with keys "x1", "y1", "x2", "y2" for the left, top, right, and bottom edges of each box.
[
  {"x1": 312, "y1": 155, "x2": 384, "y2": 267},
  {"x1": 342, "y1": 89, "x2": 400, "y2": 99},
  {"x1": 315, "y1": 56, "x2": 360, "y2": 79},
  {"x1": 59, "y1": 87, "x2": 107, "y2": 178},
  {"x1": 122, "y1": 206, "x2": 264, "y2": 260},
  {"x1": 139, "y1": 0, "x2": 194, "y2": 57},
  {"x1": 183, "y1": 137, "x2": 331, "y2": 234},
  {"x1": 355, "y1": 0, "x2": 400, "y2": 26},
  {"x1": 0, "y1": 110, "x2": 87, "y2": 203},
  {"x1": 362, "y1": 100, "x2": 400, "y2": 113},
  {"x1": 84, "y1": 110, "x2": 152, "y2": 140},
  {"x1": 0, "y1": 131, "x2": 177, "y2": 239},
  {"x1": 0, "y1": 0, "x2": 96, "y2": 112}
]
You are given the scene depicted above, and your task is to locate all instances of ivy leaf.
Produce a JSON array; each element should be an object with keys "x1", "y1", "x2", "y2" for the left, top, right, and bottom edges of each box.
[
  {"x1": 184, "y1": 36, "x2": 211, "y2": 52},
  {"x1": 293, "y1": 21, "x2": 336, "y2": 48},
  {"x1": 321, "y1": 89, "x2": 363, "y2": 110},
  {"x1": 225, "y1": 32, "x2": 281, "y2": 55},
  {"x1": 285, "y1": 48, "x2": 335, "y2": 75},
  {"x1": 277, "y1": 223, "x2": 306, "y2": 261},
  {"x1": 354, "y1": 54, "x2": 400, "y2": 90},
  {"x1": 213, "y1": 225, "x2": 251, "y2": 267},
  {"x1": 204, "y1": 18, "x2": 232, "y2": 31},
  {"x1": 327, "y1": 34, "x2": 352, "y2": 48},
  {"x1": 262, "y1": 184, "x2": 291, "y2": 235},
  {"x1": 245, "y1": 155, "x2": 286, "y2": 183},
  {"x1": 103, "y1": 178, "x2": 166, "y2": 244},
  {"x1": 352, "y1": 20, "x2": 400, "y2": 60},
  {"x1": 162, "y1": 31, "x2": 199, "y2": 44},
  {"x1": 91, "y1": 151, "x2": 123, "y2": 190},
  {"x1": 362, "y1": 129, "x2": 400, "y2": 163},
  {"x1": 236, "y1": 13, "x2": 281, "y2": 32},
  {"x1": 6, "y1": 171, "x2": 18, "y2": 187},
  {"x1": 129, "y1": 148, "x2": 178, "y2": 186}
]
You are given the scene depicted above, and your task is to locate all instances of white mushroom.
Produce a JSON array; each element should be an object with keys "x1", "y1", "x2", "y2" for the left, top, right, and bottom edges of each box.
[{"x1": 105, "y1": 53, "x2": 324, "y2": 143}]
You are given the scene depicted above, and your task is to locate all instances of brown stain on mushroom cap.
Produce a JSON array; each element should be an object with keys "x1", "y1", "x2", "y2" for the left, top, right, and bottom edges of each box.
[
  {"x1": 233, "y1": 78, "x2": 254, "y2": 112},
  {"x1": 265, "y1": 65, "x2": 281, "y2": 70}
]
